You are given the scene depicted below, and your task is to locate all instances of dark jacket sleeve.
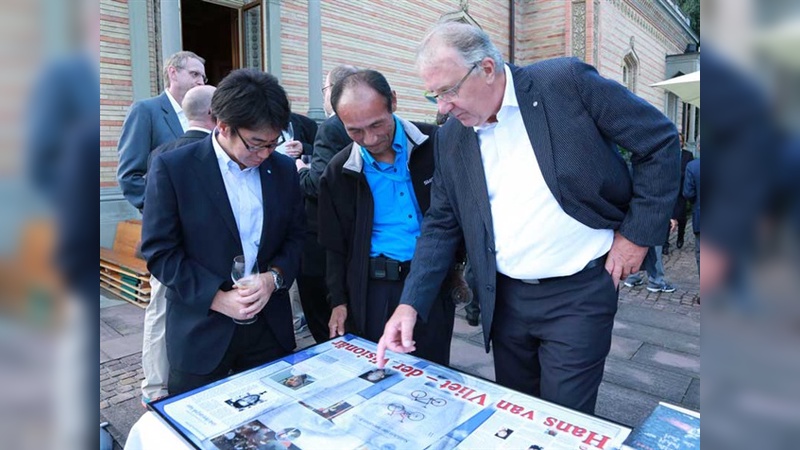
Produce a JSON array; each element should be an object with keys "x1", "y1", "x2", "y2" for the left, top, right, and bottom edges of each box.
[
  {"x1": 316, "y1": 160, "x2": 350, "y2": 308},
  {"x1": 298, "y1": 115, "x2": 351, "y2": 199},
  {"x1": 262, "y1": 160, "x2": 307, "y2": 288},
  {"x1": 400, "y1": 132, "x2": 464, "y2": 321},
  {"x1": 140, "y1": 154, "x2": 226, "y2": 312},
  {"x1": 116, "y1": 101, "x2": 151, "y2": 211},
  {"x1": 291, "y1": 113, "x2": 319, "y2": 156}
]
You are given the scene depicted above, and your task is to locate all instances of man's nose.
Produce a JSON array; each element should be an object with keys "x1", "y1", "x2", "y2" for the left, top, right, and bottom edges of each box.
[{"x1": 437, "y1": 100, "x2": 453, "y2": 115}]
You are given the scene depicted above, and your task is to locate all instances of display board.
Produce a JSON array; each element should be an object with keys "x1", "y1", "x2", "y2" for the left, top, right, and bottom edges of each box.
[{"x1": 150, "y1": 334, "x2": 631, "y2": 450}]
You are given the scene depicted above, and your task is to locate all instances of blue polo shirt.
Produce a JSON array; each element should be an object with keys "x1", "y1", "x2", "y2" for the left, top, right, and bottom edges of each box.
[{"x1": 360, "y1": 116, "x2": 422, "y2": 261}]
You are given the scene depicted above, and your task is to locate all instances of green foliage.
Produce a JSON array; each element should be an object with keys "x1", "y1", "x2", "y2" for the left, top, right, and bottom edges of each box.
[{"x1": 676, "y1": 0, "x2": 700, "y2": 37}]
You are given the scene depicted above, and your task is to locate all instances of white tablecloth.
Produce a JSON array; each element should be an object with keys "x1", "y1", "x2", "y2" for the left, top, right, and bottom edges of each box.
[{"x1": 124, "y1": 412, "x2": 193, "y2": 450}]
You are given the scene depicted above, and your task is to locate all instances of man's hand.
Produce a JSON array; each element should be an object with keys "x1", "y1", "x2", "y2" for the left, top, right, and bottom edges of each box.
[
  {"x1": 376, "y1": 305, "x2": 418, "y2": 368},
  {"x1": 282, "y1": 140, "x2": 303, "y2": 159},
  {"x1": 295, "y1": 158, "x2": 308, "y2": 172},
  {"x1": 604, "y1": 231, "x2": 648, "y2": 289},
  {"x1": 210, "y1": 289, "x2": 255, "y2": 322},
  {"x1": 329, "y1": 305, "x2": 348, "y2": 338},
  {"x1": 670, "y1": 219, "x2": 678, "y2": 233},
  {"x1": 235, "y1": 272, "x2": 276, "y2": 319}
]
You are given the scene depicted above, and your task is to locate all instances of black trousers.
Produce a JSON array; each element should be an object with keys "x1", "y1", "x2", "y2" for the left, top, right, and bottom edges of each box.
[
  {"x1": 362, "y1": 278, "x2": 455, "y2": 366},
  {"x1": 168, "y1": 323, "x2": 288, "y2": 396},
  {"x1": 491, "y1": 264, "x2": 618, "y2": 415},
  {"x1": 297, "y1": 273, "x2": 331, "y2": 343}
]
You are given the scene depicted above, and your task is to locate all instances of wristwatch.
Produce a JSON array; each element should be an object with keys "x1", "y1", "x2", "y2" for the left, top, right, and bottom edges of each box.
[{"x1": 268, "y1": 268, "x2": 284, "y2": 290}]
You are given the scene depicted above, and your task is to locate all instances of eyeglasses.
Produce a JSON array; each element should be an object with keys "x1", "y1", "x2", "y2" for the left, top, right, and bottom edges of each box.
[
  {"x1": 235, "y1": 128, "x2": 285, "y2": 153},
  {"x1": 181, "y1": 67, "x2": 208, "y2": 84},
  {"x1": 321, "y1": 84, "x2": 332, "y2": 93},
  {"x1": 424, "y1": 63, "x2": 478, "y2": 104}
]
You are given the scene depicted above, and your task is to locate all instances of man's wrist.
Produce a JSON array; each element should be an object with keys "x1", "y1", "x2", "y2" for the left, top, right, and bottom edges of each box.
[{"x1": 268, "y1": 268, "x2": 284, "y2": 290}]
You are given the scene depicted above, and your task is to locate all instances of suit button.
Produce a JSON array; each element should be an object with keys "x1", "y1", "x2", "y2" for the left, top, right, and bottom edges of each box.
[{"x1": 486, "y1": 285, "x2": 495, "y2": 293}]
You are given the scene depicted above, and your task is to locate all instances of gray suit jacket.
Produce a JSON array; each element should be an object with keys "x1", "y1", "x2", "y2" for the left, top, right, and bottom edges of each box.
[
  {"x1": 116, "y1": 92, "x2": 184, "y2": 210},
  {"x1": 400, "y1": 58, "x2": 680, "y2": 350}
]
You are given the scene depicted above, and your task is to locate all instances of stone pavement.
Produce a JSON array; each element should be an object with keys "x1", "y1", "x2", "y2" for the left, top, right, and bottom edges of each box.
[{"x1": 99, "y1": 232, "x2": 700, "y2": 448}]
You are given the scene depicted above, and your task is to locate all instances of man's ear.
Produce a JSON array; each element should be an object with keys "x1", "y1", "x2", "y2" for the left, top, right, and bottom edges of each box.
[
  {"x1": 480, "y1": 57, "x2": 498, "y2": 84},
  {"x1": 390, "y1": 90, "x2": 398, "y2": 112}
]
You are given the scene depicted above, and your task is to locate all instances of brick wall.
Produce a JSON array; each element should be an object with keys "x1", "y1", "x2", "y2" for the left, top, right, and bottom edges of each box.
[
  {"x1": 515, "y1": 0, "x2": 567, "y2": 66},
  {"x1": 100, "y1": 0, "x2": 132, "y2": 188},
  {"x1": 98, "y1": 0, "x2": 694, "y2": 188}
]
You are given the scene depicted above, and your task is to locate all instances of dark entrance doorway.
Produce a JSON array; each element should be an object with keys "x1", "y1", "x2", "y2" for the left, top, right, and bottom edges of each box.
[{"x1": 181, "y1": 0, "x2": 239, "y2": 86}]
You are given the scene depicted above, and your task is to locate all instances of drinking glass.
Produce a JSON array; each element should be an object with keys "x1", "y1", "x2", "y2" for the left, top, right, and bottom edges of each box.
[{"x1": 231, "y1": 255, "x2": 258, "y2": 325}]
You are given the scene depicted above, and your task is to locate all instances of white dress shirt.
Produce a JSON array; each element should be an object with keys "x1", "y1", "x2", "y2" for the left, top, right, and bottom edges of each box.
[
  {"x1": 212, "y1": 131, "x2": 263, "y2": 273},
  {"x1": 474, "y1": 64, "x2": 612, "y2": 280},
  {"x1": 165, "y1": 90, "x2": 189, "y2": 132}
]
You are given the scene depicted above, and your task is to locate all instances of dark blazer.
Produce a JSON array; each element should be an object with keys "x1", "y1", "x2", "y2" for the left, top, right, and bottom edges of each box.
[
  {"x1": 290, "y1": 112, "x2": 319, "y2": 156},
  {"x1": 141, "y1": 138, "x2": 306, "y2": 374},
  {"x1": 683, "y1": 158, "x2": 700, "y2": 234},
  {"x1": 318, "y1": 119, "x2": 437, "y2": 335},
  {"x1": 117, "y1": 92, "x2": 184, "y2": 210},
  {"x1": 400, "y1": 58, "x2": 680, "y2": 350},
  {"x1": 147, "y1": 128, "x2": 210, "y2": 173},
  {"x1": 298, "y1": 115, "x2": 352, "y2": 276}
]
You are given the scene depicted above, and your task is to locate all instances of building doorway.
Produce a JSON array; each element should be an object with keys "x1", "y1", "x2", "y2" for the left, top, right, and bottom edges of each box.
[{"x1": 181, "y1": 0, "x2": 240, "y2": 86}]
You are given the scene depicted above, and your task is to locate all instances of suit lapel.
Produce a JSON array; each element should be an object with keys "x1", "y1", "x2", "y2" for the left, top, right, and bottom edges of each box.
[
  {"x1": 512, "y1": 66, "x2": 562, "y2": 204},
  {"x1": 456, "y1": 129, "x2": 495, "y2": 239},
  {"x1": 257, "y1": 158, "x2": 277, "y2": 258},
  {"x1": 159, "y1": 93, "x2": 184, "y2": 138},
  {"x1": 194, "y1": 140, "x2": 241, "y2": 244}
]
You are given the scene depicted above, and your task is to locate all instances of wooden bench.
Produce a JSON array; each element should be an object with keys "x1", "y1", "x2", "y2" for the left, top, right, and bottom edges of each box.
[{"x1": 100, "y1": 219, "x2": 151, "y2": 307}]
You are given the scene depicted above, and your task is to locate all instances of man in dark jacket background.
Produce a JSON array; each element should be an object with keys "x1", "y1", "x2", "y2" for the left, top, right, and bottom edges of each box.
[{"x1": 317, "y1": 70, "x2": 456, "y2": 365}]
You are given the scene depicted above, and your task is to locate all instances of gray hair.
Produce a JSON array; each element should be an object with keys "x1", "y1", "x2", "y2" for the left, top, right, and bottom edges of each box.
[
  {"x1": 327, "y1": 64, "x2": 359, "y2": 87},
  {"x1": 163, "y1": 51, "x2": 205, "y2": 87},
  {"x1": 417, "y1": 22, "x2": 504, "y2": 69},
  {"x1": 182, "y1": 85, "x2": 215, "y2": 121}
]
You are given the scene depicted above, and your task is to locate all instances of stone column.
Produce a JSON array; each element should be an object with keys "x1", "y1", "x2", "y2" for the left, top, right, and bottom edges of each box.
[{"x1": 306, "y1": 0, "x2": 325, "y2": 122}]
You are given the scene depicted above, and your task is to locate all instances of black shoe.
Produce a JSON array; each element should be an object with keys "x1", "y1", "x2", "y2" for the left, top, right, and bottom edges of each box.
[
  {"x1": 662, "y1": 246, "x2": 669, "y2": 256},
  {"x1": 676, "y1": 238, "x2": 684, "y2": 249},
  {"x1": 466, "y1": 312, "x2": 479, "y2": 327}
]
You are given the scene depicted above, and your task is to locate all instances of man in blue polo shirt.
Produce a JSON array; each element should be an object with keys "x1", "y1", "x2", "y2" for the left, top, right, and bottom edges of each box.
[{"x1": 317, "y1": 70, "x2": 457, "y2": 365}]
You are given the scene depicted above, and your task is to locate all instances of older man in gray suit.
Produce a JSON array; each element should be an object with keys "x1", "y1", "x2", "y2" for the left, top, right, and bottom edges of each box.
[
  {"x1": 117, "y1": 50, "x2": 206, "y2": 212},
  {"x1": 378, "y1": 23, "x2": 679, "y2": 415},
  {"x1": 116, "y1": 50, "x2": 206, "y2": 405}
]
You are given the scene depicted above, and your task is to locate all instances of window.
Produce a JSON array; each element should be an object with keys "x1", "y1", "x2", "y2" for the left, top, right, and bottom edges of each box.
[{"x1": 622, "y1": 53, "x2": 638, "y2": 93}]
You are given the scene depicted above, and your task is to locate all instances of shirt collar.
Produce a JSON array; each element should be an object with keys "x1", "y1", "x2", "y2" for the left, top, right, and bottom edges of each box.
[
  {"x1": 391, "y1": 115, "x2": 407, "y2": 155},
  {"x1": 474, "y1": 64, "x2": 518, "y2": 132},
  {"x1": 212, "y1": 129, "x2": 256, "y2": 173},
  {"x1": 164, "y1": 89, "x2": 183, "y2": 116},
  {"x1": 187, "y1": 126, "x2": 212, "y2": 134}
]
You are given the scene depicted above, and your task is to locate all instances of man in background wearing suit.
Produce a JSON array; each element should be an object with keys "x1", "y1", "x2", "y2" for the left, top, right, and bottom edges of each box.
[
  {"x1": 148, "y1": 85, "x2": 216, "y2": 170},
  {"x1": 293, "y1": 65, "x2": 358, "y2": 343},
  {"x1": 116, "y1": 50, "x2": 206, "y2": 405},
  {"x1": 117, "y1": 50, "x2": 206, "y2": 212},
  {"x1": 141, "y1": 69, "x2": 305, "y2": 395},
  {"x1": 378, "y1": 23, "x2": 679, "y2": 414}
]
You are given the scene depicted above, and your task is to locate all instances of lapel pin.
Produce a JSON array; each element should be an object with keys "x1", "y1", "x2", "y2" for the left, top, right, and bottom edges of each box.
[
  {"x1": 267, "y1": 169, "x2": 272, "y2": 174},
  {"x1": 533, "y1": 101, "x2": 539, "y2": 107}
]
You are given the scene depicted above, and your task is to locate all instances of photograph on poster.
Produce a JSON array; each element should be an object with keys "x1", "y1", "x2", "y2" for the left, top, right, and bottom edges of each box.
[
  {"x1": 209, "y1": 419, "x2": 301, "y2": 450},
  {"x1": 270, "y1": 369, "x2": 316, "y2": 391},
  {"x1": 358, "y1": 368, "x2": 395, "y2": 383},
  {"x1": 224, "y1": 391, "x2": 268, "y2": 412},
  {"x1": 495, "y1": 427, "x2": 514, "y2": 439}
]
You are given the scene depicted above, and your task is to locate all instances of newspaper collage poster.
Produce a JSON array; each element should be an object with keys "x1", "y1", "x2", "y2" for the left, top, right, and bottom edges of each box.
[{"x1": 151, "y1": 334, "x2": 631, "y2": 450}]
